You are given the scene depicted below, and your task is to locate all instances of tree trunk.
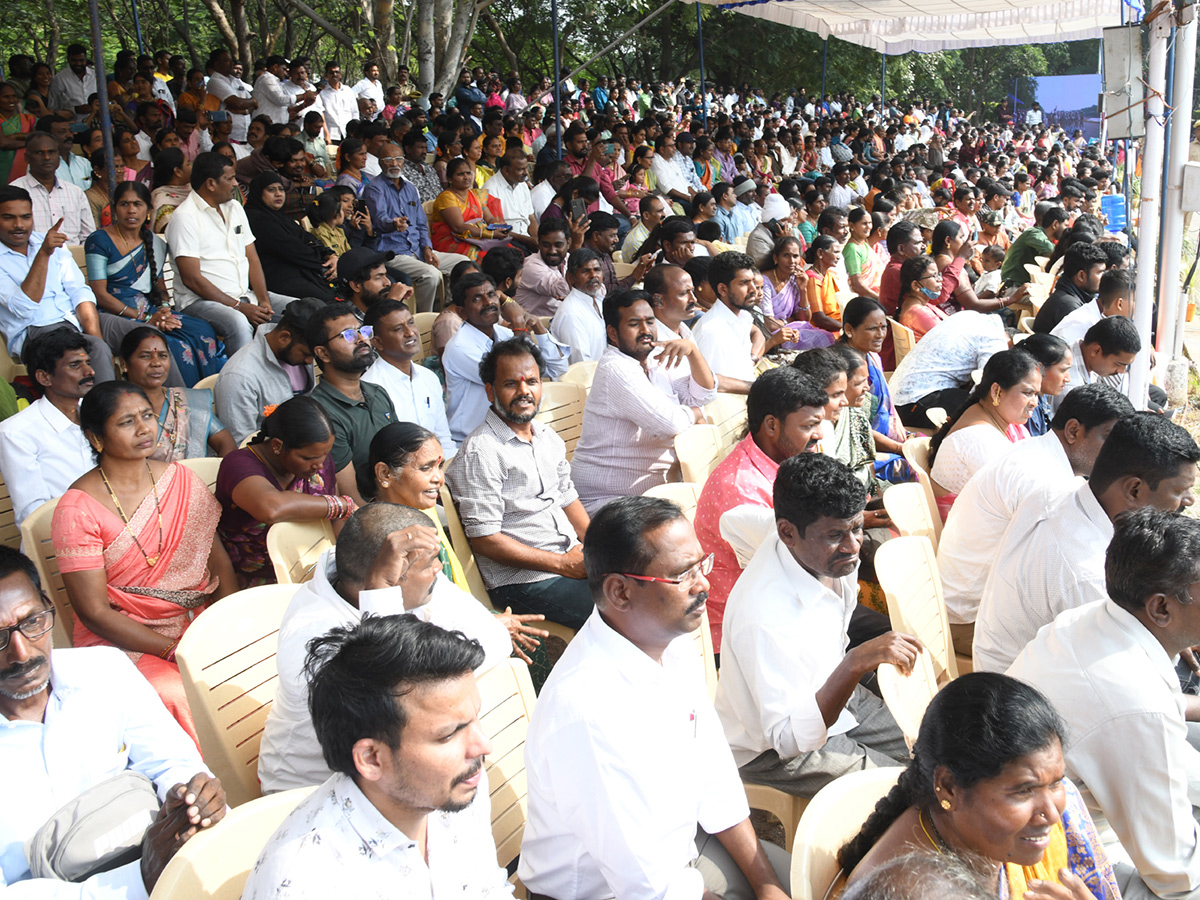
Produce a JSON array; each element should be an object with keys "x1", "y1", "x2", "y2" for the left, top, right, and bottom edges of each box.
[
  {"x1": 374, "y1": 0, "x2": 397, "y2": 82},
  {"x1": 198, "y1": 0, "x2": 241, "y2": 58},
  {"x1": 45, "y1": 0, "x2": 62, "y2": 69},
  {"x1": 482, "y1": 10, "x2": 518, "y2": 74},
  {"x1": 415, "y1": 0, "x2": 437, "y2": 95},
  {"x1": 230, "y1": 0, "x2": 254, "y2": 66},
  {"x1": 283, "y1": 0, "x2": 357, "y2": 50},
  {"x1": 400, "y1": 0, "x2": 415, "y2": 71}
]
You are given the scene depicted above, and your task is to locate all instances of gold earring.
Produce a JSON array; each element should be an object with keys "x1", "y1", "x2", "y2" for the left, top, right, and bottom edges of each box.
[
  {"x1": 940, "y1": 799, "x2": 952, "y2": 810},
  {"x1": 992, "y1": 395, "x2": 1000, "y2": 407},
  {"x1": 380, "y1": 481, "x2": 389, "y2": 488}
]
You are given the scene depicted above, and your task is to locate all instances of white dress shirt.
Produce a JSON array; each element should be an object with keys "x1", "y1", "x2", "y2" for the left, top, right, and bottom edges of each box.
[
  {"x1": 936, "y1": 431, "x2": 1079, "y2": 624},
  {"x1": 1, "y1": 647, "x2": 208, "y2": 897},
  {"x1": 243, "y1": 771, "x2": 512, "y2": 900},
  {"x1": 164, "y1": 190, "x2": 254, "y2": 307},
  {"x1": 530, "y1": 180, "x2": 557, "y2": 221},
  {"x1": 691, "y1": 300, "x2": 755, "y2": 382},
  {"x1": 48, "y1": 66, "x2": 96, "y2": 118},
  {"x1": 715, "y1": 531, "x2": 860, "y2": 766},
  {"x1": 517, "y1": 610, "x2": 750, "y2": 900},
  {"x1": 889, "y1": 311, "x2": 1009, "y2": 407},
  {"x1": 0, "y1": 397, "x2": 92, "y2": 527},
  {"x1": 1010, "y1": 599, "x2": 1200, "y2": 899},
  {"x1": 571, "y1": 345, "x2": 718, "y2": 513},
  {"x1": 651, "y1": 153, "x2": 689, "y2": 198},
  {"x1": 252, "y1": 72, "x2": 292, "y2": 124},
  {"x1": 828, "y1": 183, "x2": 854, "y2": 209},
  {"x1": 362, "y1": 356, "x2": 457, "y2": 457},
  {"x1": 974, "y1": 481, "x2": 1112, "y2": 673},
  {"x1": 443, "y1": 323, "x2": 568, "y2": 443},
  {"x1": 258, "y1": 551, "x2": 510, "y2": 793},
  {"x1": 1052, "y1": 339, "x2": 1129, "y2": 414},
  {"x1": 550, "y1": 288, "x2": 606, "y2": 364},
  {"x1": 482, "y1": 171, "x2": 536, "y2": 235},
  {"x1": 281, "y1": 79, "x2": 321, "y2": 121},
  {"x1": 319, "y1": 83, "x2": 360, "y2": 141},
  {"x1": 1050, "y1": 301, "x2": 1103, "y2": 350},
  {"x1": 351, "y1": 77, "x2": 385, "y2": 119},
  {"x1": 10, "y1": 175, "x2": 95, "y2": 245},
  {"x1": 206, "y1": 71, "x2": 254, "y2": 142}
]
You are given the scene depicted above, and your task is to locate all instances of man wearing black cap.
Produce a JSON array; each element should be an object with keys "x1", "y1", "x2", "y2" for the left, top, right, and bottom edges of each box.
[
  {"x1": 214, "y1": 296, "x2": 324, "y2": 444},
  {"x1": 333, "y1": 247, "x2": 414, "y2": 321}
]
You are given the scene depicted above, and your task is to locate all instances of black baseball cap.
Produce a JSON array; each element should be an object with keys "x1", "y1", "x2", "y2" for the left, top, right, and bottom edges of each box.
[{"x1": 337, "y1": 247, "x2": 395, "y2": 282}]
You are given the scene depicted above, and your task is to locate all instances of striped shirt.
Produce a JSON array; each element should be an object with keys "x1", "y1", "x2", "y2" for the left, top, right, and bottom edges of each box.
[{"x1": 10, "y1": 175, "x2": 95, "y2": 245}]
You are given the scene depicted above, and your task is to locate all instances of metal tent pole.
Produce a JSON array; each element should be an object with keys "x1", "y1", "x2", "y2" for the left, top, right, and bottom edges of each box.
[
  {"x1": 552, "y1": 0, "x2": 562, "y2": 161},
  {"x1": 819, "y1": 39, "x2": 827, "y2": 123},
  {"x1": 131, "y1": 0, "x2": 146, "y2": 54},
  {"x1": 697, "y1": 3, "x2": 707, "y2": 130},
  {"x1": 88, "y1": 0, "x2": 119, "y2": 199},
  {"x1": 880, "y1": 53, "x2": 886, "y2": 105}
]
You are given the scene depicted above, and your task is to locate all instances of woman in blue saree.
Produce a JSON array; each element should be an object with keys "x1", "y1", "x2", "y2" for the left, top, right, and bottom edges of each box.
[
  {"x1": 840, "y1": 296, "x2": 911, "y2": 482},
  {"x1": 84, "y1": 180, "x2": 227, "y2": 387}
]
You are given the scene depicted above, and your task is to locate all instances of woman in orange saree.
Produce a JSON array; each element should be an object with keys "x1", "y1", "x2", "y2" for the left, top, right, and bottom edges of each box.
[{"x1": 52, "y1": 382, "x2": 238, "y2": 745}]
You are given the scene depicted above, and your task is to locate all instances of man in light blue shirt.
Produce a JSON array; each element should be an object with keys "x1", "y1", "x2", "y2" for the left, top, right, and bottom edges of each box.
[
  {"x1": 0, "y1": 545, "x2": 225, "y2": 898},
  {"x1": 39, "y1": 117, "x2": 92, "y2": 191},
  {"x1": 0, "y1": 185, "x2": 120, "y2": 381},
  {"x1": 360, "y1": 142, "x2": 470, "y2": 312}
]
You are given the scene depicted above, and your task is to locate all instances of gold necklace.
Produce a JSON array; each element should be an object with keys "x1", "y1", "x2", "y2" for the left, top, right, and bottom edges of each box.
[
  {"x1": 919, "y1": 808, "x2": 951, "y2": 855},
  {"x1": 99, "y1": 461, "x2": 165, "y2": 567}
]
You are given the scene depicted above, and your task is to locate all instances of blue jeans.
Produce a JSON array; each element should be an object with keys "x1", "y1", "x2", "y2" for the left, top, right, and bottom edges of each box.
[{"x1": 489, "y1": 576, "x2": 594, "y2": 631}]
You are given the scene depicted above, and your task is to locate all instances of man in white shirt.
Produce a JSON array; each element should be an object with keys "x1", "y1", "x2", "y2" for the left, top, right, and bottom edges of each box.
[
  {"x1": 257, "y1": 504, "x2": 510, "y2": 793},
  {"x1": 165, "y1": 151, "x2": 274, "y2": 354},
  {"x1": 571, "y1": 290, "x2": 718, "y2": 513},
  {"x1": 1052, "y1": 268, "x2": 1135, "y2": 348},
  {"x1": 317, "y1": 61, "x2": 358, "y2": 141},
  {"x1": 550, "y1": 248, "x2": 607, "y2": 365},
  {"x1": 0, "y1": 545, "x2": 226, "y2": 897},
  {"x1": 0, "y1": 329, "x2": 94, "y2": 527},
  {"x1": 692, "y1": 250, "x2": 795, "y2": 394},
  {"x1": 281, "y1": 59, "x2": 320, "y2": 127},
  {"x1": 48, "y1": 44, "x2": 96, "y2": 120},
  {"x1": 937, "y1": 383, "x2": 1133, "y2": 655},
  {"x1": 362, "y1": 300, "x2": 456, "y2": 457},
  {"x1": 11, "y1": 133, "x2": 95, "y2": 245},
  {"x1": 483, "y1": 148, "x2": 538, "y2": 251},
  {"x1": 252, "y1": 56, "x2": 299, "y2": 125},
  {"x1": 247, "y1": 613, "x2": 511, "y2": 900},
  {"x1": 1010, "y1": 509, "x2": 1200, "y2": 900},
  {"x1": 975, "y1": 411, "x2": 1200, "y2": 674},
  {"x1": 531, "y1": 160, "x2": 571, "y2": 222},
  {"x1": 621, "y1": 194, "x2": 669, "y2": 263},
  {"x1": 443, "y1": 273, "x2": 567, "y2": 443},
  {"x1": 206, "y1": 49, "x2": 258, "y2": 142},
  {"x1": 351, "y1": 61, "x2": 385, "y2": 121},
  {"x1": 650, "y1": 133, "x2": 697, "y2": 213},
  {"x1": 1052, "y1": 315, "x2": 1141, "y2": 414},
  {"x1": 716, "y1": 453, "x2": 918, "y2": 797},
  {"x1": 518, "y1": 496, "x2": 792, "y2": 900}
]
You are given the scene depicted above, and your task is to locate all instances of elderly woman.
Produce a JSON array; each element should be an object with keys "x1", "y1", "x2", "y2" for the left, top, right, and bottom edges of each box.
[
  {"x1": 840, "y1": 673, "x2": 1119, "y2": 900},
  {"x1": 52, "y1": 382, "x2": 238, "y2": 743}
]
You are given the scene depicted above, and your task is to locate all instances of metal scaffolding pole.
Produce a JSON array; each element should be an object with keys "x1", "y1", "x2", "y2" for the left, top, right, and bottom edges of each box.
[
  {"x1": 131, "y1": 0, "x2": 146, "y2": 54},
  {"x1": 697, "y1": 3, "x2": 707, "y2": 130},
  {"x1": 819, "y1": 39, "x2": 827, "y2": 122},
  {"x1": 87, "y1": 0, "x2": 119, "y2": 200},
  {"x1": 552, "y1": 0, "x2": 562, "y2": 160}
]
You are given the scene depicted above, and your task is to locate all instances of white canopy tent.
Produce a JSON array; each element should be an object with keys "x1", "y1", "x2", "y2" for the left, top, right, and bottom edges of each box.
[{"x1": 688, "y1": 0, "x2": 1138, "y2": 53}]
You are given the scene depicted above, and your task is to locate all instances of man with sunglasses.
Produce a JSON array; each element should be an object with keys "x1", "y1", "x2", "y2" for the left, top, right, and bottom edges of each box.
[
  {"x1": 520, "y1": 496, "x2": 792, "y2": 900},
  {"x1": 714, "y1": 453, "x2": 919, "y2": 800},
  {"x1": 307, "y1": 303, "x2": 394, "y2": 504},
  {"x1": 0, "y1": 545, "x2": 226, "y2": 896}
]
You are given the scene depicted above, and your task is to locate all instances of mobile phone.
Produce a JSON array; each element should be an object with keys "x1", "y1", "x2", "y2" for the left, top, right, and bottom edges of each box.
[
  {"x1": 209, "y1": 110, "x2": 229, "y2": 123},
  {"x1": 569, "y1": 197, "x2": 588, "y2": 221}
]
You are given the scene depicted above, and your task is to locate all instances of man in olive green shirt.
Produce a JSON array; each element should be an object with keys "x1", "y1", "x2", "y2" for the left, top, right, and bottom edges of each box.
[{"x1": 1000, "y1": 205, "x2": 1069, "y2": 286}]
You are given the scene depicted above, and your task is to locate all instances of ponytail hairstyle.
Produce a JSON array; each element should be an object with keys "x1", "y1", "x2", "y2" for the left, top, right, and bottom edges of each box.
[
  {"x1": 838, "y1": 673, "x2": 1064, "y2": 874},
  {"x1": 928, "y1": 348, "x2": 1039, "y2": 465},
  {"x1": 359, "y1": 421, "x2": 437, "y2": 501},
  {"x1": 150, "y1": 147, "x2": 186, "y2": 190},
  {"x1": 111, "y1": 180, "x2": 162, "y2": 310}
]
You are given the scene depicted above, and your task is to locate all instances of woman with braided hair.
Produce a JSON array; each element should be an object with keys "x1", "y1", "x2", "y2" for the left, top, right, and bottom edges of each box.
[
  {"x1": 838, "y1": 673, "x2": 1120, "y2": 900},
  {"x1": 84, "y1": 180, "x2": 226, "y2": 386}
]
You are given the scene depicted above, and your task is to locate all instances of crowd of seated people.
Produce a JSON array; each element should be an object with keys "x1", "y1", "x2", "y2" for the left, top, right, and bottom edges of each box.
[{"x1": 5, "y1": 46, "x2": 1199, "y2": 900}]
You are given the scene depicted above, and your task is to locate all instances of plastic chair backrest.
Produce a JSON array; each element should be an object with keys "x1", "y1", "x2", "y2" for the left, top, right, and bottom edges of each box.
[
  {"x1": 874, "y1": 536, "x2": 958, "y2": 686},
  {"x1": 674, "y1": 424, "x2": 722, "y2": 485},
  {"x1": 878, "y1": 649, "x2": 939, "y2": 753},
  {"x1": 924, "y1": 407, "x2": 948, "y2": 430},
  {"x1": 1019, "y1": 316, "x2": 1035, "y2": 334},
  {"x1": 19, "y1": 497, "x2": 71, "y2": 648},
  {"x1": 266, "y1": 519, "x2": 336, "y2": 585},
  {"x1": 882, "y1": 482, "x2": 940, "y2": 551},
  {"x1": 561, "y1": 360, "x2": 598, "y2": 391},
  {"x1": 705, "y1": 394, "x2": 748, "y2": 457},
  {"x1": 70, "y1": 245, "x2": 87, "y2": 274},
  {"x1": 179, "y1": 457, "x2": 222, "y2": 493},
  {"x1": 193, "y1": 373, "x2": 220, "y2": 392},
  {"x1": 415, "y1": 311, "x2": 440, "y2": 360},
  {"x1": 148, "y1": 786, "x2": 316, "y2": 900},
  {"x1": 535, "y1": 382, "x2": 587, "y2": 460},
  {"x1": 902, "y1": 435, "x2": 946, "y2": 514},
  {"x1": 643, "y1": 481, "x2": 703, "y2": 522},
  {"x1": 478, "y1": 657, "x2": 538, "y2": 868},
  {"x1": 612, "y1": 261, "x2": 637, "y2": 278},
  {"x1": 439, "y1": 482, "x2": 497, "y2": 608},
  {"x1": 886, "y1": 317, "x2": 916, "y2": 366},
  {"x1": 790, "y1": 768, "x2": 903, "y2": 900},
  {"x1": 0, "y1": 470, "x2": 20, "y2": 551},
  {"x1": 176, "y1": 584, "x2": 298, "y2": 807}
]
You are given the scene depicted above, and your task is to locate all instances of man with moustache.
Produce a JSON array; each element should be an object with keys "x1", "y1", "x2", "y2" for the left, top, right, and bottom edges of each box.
[
  {"x1": 443, "y1": 272, "x2": 567, "y2": 443},
  {"x1": 332, "y1": 247, "x2": 414, "y2": 321},
  {"x1": 519, "y1": 496, "x2": 792, "y2": 900},
  {"x1": 245, "y1": 615, "x2": 511, "y2": 899},
  {"x1": 446, "y1": 338, "x2": 593, "y2": 630},
  {"x1": 483, "y1": 147, "x2": 539, "y2": 251},
  {"x1": 361, "y1": 142, "x2": 472, "y2": 312},
  {"x1": 513, "y1": 218, "x2": 572, "y2": 317},
  {"x1": 584, "y1": 211, "x2": 654, "y2": 295},
  {"x1": 307, "y1": 304, "x2": 395, "y2": 503},
  {"x1": 0, "y1": 330, "x2": 96, "y2": 528},
  {"x1": 715, "y1": 453, "x2": 919, "y2": 797},
  {"x1": 0, "y1": 545, "x2": 227, "y2": 897},
  {"x1": 550, "y1": 249, "x2": 608, "y2": 365}
]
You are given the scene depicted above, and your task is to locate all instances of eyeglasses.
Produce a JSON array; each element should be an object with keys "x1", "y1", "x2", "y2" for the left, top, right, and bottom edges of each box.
[
  {"x1": 379, "y1": 156, "x2": 404, "y2": 165},
  {"x1": 338, "y1": 326, "x2": 373, "y2": 343},
  {"x1": 0, "y1": 603, "x2": 55, "y2": 651},
  {"x1": 618, "y1": 553, "x2": 714, "y2": 587}
]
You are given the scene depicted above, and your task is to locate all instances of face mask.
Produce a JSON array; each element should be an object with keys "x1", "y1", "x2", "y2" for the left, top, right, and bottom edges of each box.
[{"x1": 919, "y1": 285, "x2": 940, "y2": 301}]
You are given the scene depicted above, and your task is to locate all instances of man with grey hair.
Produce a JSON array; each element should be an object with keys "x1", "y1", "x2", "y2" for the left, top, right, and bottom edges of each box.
[
  {"x1": 550, "y1": 248, "x2": 607, "y2": 365},
  {"x1": 257, "y1": 502, "x2": 511, "y2": 793}
]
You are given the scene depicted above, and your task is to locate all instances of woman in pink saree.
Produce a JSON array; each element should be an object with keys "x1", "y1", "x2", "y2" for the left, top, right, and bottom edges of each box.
[{"x1": 52, "y1": 382, "x2": 237, "y2": 744}]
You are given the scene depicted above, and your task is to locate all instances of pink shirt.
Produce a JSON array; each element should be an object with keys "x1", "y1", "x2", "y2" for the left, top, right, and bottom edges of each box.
[{"x1": 693, "y1": 434, "x2": 779, "y2": 652}]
